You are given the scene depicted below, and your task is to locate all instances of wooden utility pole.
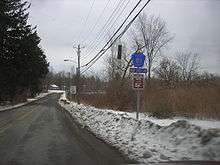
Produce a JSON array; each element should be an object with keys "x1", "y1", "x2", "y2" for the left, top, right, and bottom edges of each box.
[{"x1": 74, "y1": 44, "x2": 84, "y2": 104}]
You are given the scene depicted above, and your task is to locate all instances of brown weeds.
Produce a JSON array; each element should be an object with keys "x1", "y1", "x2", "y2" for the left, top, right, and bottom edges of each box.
[{"x1": 71, "y1": 80, "x2": 220, "y2": 119}]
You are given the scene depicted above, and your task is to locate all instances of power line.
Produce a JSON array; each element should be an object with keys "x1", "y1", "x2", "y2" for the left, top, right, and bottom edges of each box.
[
  {"x1": 82, "y1": 0, "x2": 144, "y2": 68},
  {"x1": 81, "y1": 0, "x2": 152, "y2": 74},
  {"x1": 106, "y1": 0, "x2": 132, "y2": 34},
  {"x1": 85, "y1": 0, "x2": 132, "y2": 58},
  {"x1": 77, "y1": 0, "x2": 96, "y2": 42},
  {"x1": 81, "y1": 0, "x2": 111, "y2": 44},
  {"x1": 95, "y1": 0, "x2": 127, "y2": 39},
  {"x1": 83, "y1": 0, "x2": 125, "y2": 57},
  {"x1": 92, "y1": 0, "x2": 125, "y2": 40}
]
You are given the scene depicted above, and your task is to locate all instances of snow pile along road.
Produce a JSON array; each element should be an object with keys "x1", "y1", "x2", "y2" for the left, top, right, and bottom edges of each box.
[
  {"x1": 59, "y1": 95, "x2": 220, "y2": 163},
  {"x1": 0, "y1": 90, "x2": 64, "y2": 112}
]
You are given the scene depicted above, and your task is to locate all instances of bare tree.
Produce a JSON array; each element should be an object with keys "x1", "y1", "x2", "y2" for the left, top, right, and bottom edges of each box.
[
  {"x1": 176, "y1": 52, "x2": 200, "y2": 83},
  {"x1": 131, "y1": 13, "x2": 173, "y2": 83},
  {"x1": 155, "y1": 57, "x2": 180, "y2": 88}
]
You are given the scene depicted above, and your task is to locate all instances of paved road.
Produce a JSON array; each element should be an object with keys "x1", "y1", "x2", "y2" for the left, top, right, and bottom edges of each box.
[{"x1": 0, "y1": 94, "x2": 132, "y2": 165}]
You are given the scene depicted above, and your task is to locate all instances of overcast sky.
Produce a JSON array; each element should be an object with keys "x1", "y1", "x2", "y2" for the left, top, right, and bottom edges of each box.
[{"x1": 27, "y1": 0, "x2": 220, "y2": 75}]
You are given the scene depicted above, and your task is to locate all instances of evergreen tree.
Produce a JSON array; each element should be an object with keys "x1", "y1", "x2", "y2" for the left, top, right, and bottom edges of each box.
[{"x1": 0, "y1": 0, "x2": 49, "y2": 102}]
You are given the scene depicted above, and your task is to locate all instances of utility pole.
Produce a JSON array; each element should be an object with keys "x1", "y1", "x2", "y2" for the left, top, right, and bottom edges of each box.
[{"x1": 73, "y1": 44, "x2": 84, "y2": 104}]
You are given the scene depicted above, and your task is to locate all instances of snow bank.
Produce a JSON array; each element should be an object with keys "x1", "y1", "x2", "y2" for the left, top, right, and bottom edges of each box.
[
  {"x1": 0, "y1": 102, "x2": 28, "y2": 112},
  {"x1": 0, "y1": 90, "x2": 64, "y2": 112},
  {"x1": 59, "y1": 94, "x2": 220, "y2": 163},
  {"x1": 59, "y1": 92, "x2": 70, "y2": 104},
  {"x1": 124, "y1": 112, "x2": 220, "y2": 130},
  {"x1": 48, "y1": 90, "x2": 65, "y2": 93}
]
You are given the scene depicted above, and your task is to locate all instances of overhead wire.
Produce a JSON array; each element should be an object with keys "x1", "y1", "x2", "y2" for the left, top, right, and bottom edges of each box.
[
  {"x1": 83, "y1": 0, "x2": 125, "y2": 56},
  {"x1": 105, "y1": 0, "x2": 132, "y2": 34},
  {"x1": 86, "y1": 0, "x2": 132, "y2": 58},
  {"x1": 77, "y1": 0, "x2": 96, "y2": 43},
  {"x1": 81, "y1": 0, "x2": 152, "y2": 74},
  {"x1": 81, "y1": 0, "x2": 111, "y2": 44},
  {"x1": 82, "y1": 0, "x2": 143, "y2": 68}
]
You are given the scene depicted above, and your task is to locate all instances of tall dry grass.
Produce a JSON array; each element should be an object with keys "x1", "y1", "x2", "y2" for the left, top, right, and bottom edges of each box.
[
  {"x1": 143, "y1": 84, "x2": 220, "y2": 119},
  {"x1": 72, "y1": 80, "x2": 220, "y2": 119}
]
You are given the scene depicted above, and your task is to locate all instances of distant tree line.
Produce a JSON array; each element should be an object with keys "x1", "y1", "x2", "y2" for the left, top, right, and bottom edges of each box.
[
  {"x1": 0, "y1": 0, "x2": 49, "y2": 103},
  {"x1": 45, "y1": 68, "x2": 105, "y2": 93}
]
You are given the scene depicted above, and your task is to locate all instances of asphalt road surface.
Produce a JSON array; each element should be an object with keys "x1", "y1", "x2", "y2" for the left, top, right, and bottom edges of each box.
[{"x1": 0, "y1": 94, "x2": 132, "y2": 165}]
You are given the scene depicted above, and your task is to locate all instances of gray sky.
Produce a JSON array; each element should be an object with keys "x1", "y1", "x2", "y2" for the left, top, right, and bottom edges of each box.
[{"x1": 28, "y1": 0, "x2": 220, "y2": 74}]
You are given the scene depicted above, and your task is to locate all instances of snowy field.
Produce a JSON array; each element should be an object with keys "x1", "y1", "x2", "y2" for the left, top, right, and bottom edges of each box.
[
  {"x1": 0, "y1": 90, "x2": 64, "y2": 112},
  {"x1": 59, "y1": 93, "x2": 220, "y2": 163}
]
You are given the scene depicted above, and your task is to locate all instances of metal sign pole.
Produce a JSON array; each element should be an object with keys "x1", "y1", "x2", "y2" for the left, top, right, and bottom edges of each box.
[
  {"x1": 130, "y1": 52, "x2": 146, "y2": 121},
  {"x1": 136, "y1": 90, "x2": 140, "y2": 120}
]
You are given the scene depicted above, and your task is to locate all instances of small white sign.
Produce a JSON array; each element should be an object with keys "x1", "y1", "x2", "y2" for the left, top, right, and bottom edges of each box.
[{"x1": 70, "y1": 86, "x2": 77, "y2": 94}]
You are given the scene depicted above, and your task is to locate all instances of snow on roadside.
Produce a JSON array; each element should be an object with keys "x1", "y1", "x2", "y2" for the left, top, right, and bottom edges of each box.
[
  {"x1": 48, "y1": 90, "x2": 65, "y2": 94},
  {"x1": 0, "y1": 102, "x2": 28, "y2": 112},
  {"x1": 0, "y1": 90, "x2": 64, "y2": 112},
  {"x1": 59, "y1": 93, "x2": 220, "y2": 163},
  {"x1": 123, "y1": 112, "x2": 220, "y2": 129}
]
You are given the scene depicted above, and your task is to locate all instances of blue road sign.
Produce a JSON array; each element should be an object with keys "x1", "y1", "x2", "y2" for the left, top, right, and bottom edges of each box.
[
  {"x1": 130, "y1": 67, "x2": 147, "y2": 73},
  {"x1": 131, "y1": 53, "x2": 146, "y2": 67}
]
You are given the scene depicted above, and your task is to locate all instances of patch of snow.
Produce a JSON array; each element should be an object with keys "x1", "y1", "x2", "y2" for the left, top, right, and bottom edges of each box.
[
  {"x1": 48, "y1": 90, "x2": 65, "y2": 93},
  {"x1": 50, "y1": 84, "x2": 59, "y2": 88},
  {"x1": 59, "y1": 94, "x2": 220, "y2": 163},
  {"x1": 125, "y1": 113, "x2": 220, "y2": 130},
  {"x1": 59, "y1": 92, "x2": 67, "y2": 100},
  {"x1": 59, "y1": 92, "x2": 70, "y2": 104},
  {"x1": 187, "y1": 119, "x2": 220, "y2": 130},
  {"x1": 0, "y1": 91, "x2": 60, "y2": 112},
  {"x1": 0, "y1": 102, "x2": 27, "y2": 112}
]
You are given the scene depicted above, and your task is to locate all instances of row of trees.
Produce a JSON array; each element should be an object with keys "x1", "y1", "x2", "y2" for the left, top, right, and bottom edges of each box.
[
  {"x1": 0, "y1": 0, "x2": 49, "y2": 102},
  {"x1": 104, "y1": 13, "x2": 216, "y2": 87},
  {"x1": 156, "y1": 52, "x2": 201, "y2": 88}
]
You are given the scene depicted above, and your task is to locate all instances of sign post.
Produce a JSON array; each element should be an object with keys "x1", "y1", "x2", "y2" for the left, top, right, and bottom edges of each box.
[
  {"x1": 136, "y1": 90, "x2": 140, "y2": 120},
  {"x1": 132, "y1": 74, "x2": 144, "y2": 120},
  {"x1": 130, "y1": 52, "x2": 146, "y2": 120}
]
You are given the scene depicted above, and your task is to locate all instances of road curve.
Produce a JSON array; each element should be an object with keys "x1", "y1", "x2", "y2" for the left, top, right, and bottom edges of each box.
[{"x1": 0, "y1": 94, "x2": 132, "y2": 165}]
